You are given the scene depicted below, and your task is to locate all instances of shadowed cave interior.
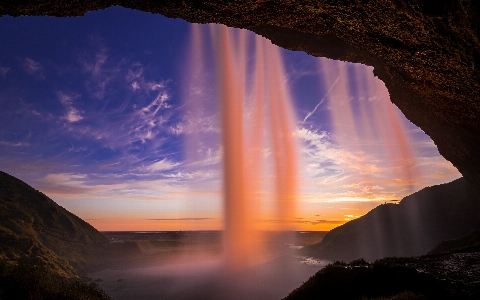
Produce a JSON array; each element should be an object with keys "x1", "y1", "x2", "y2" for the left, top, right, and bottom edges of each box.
[{"x1": 1, "y1": 1, "x2": 480, "y2": 300}]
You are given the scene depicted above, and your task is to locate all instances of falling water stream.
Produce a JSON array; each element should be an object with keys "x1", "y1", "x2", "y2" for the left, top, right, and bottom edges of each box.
[
  {"x1": 88, "y1": 21, "x2": 436, "y2": 300},
  {"x1": 186, "y1": 22, "x2": 421, "y2": 273},
  {"x1": 213, "y1": 25, "x2": 299, "y2": 272}
]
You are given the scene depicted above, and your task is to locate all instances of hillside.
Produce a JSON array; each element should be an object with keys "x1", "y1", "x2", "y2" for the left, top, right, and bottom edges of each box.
[
  {"x1": 0, "y1": 171, "x2": 109, "y2": 277},
  {"x1": 428, "y1": 231, "x2": 480, "y2": 255},
  {"x1": 283, "y1": 254, "x2": 480, "y2": 300},
  {"x1": 307, "y1": 177, "x2": 480, "y2": 262}
]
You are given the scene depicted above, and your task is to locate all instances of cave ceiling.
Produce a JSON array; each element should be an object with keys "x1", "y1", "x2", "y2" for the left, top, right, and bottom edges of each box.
[{"x1": 2, "y1": 0, "x2": 480, "y2": 186}]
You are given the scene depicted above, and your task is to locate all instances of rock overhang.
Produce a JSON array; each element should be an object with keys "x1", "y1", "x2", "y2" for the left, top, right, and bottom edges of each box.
[{"x1": 2, "y1": 0, "x2": 479, "y2": 186}]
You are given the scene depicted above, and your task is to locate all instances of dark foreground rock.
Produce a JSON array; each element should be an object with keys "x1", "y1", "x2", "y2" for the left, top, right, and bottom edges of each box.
[
  {"x1": 284, "y1": 253, "x2": 480, "y2": 300},
  {"x1": 0, "y1": 171, "x2": 130, "y2": 298},
  {"x1": 429, "y1": 231, "x2": 480, "y2": 255},
  {"x1": 0, "y1": 262, "x2": 112, "y2": 300},
  {"x1": 306, "y1": 178, "x2": 480, "y2": 261}
]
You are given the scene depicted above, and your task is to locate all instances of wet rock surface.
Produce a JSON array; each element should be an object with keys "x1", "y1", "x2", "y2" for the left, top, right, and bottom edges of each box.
[
  {"x1": 284, "y1": 252, "x2": 480, "y2": 300},
  {"x1": 391, "y1": 252, "x2": 480, "y2": 299}
]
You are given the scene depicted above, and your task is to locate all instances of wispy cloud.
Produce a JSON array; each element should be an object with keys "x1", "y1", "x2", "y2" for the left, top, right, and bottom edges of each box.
[
  {"x1": 0, "y1": 140, "x2": 29, "y2": 147},
  {"x1": 133, "y1": 80, "x2": 172, "y2": 141},
  {"x1": 23, "y1": 58, "x2": 44, "y2": 78},
  {"x1": 0, "y1": 66, "x2": 9, "y2": 78},
  {"x1": 294, "y1": 125, "x2": 447, "y2": 206},
  {"x1": 162, "y1": 170, "x2": 219, "y2": 181},
  {"x1": 23, "y1": 58, "x2": 41, "y2": 74},
  {"x1": 184, "y1": 146, "x2": 222, "y2": 168},
  {"x1": 141, "y1": 88, "x2": 170, "y2": 113},
  {"x1": 81, "y1": 47, "x2": 119, "y2": 99},
  {"x1": 138, "y1": 159, "x2": 180, "y2": 173},
  {"x1": 295, "y1": 127, "x2": 347, "y2": 172},
  {"x1": 415, "y1": 155, "x2": 461, "y2": 184},
  {"x1": 295, "y1": 219, "x2": 345, "y2": 225},
  {"x1": 37, "y1": 173, "x2": 94, "y2": 195},
  {"x1": 125, "y1": 63, "x2": 172, "y2": 98},
  {"x1": 57, "y1": 91, "x2": 83, "y2": 123},
  {"x1": 43, "y1": 58, "x2": 176, "y2": 155},
  {"x1": 259, "y1": 218, "x2": 344, "y2": 225},
  {"x1": 168, "y1": 112, "x2": 219, "y2": 136},
  {"x1": 34, "y1": 172, "x2": 190, "y2": 201}
]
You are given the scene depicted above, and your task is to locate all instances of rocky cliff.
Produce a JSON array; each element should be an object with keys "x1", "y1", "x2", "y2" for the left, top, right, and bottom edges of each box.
[
  {"x1": 1, "y1": 1, "x2": 480, "y2": 187},
  {"x1": 306, "y1": 177, "x2": 480, "y2": 261}
]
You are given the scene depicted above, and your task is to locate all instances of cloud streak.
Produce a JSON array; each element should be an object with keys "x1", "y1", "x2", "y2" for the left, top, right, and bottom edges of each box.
[
  {"x1": 302, "y1": 75, "x2": 340, "y2": 124},
  {"x1": 295, "y1": 219, "x2": 345, "y2": 225},
  {"x1": 81, "y1": 47, "x2": 113, "y2": 99},
  {"x1": 57, "y1": 91, "x2": 83, "y2": 123},
  {"x1": 0, "y1": 66, "x2": 9, "y2": 78},
  {"x1": 139, "y1": 159, "x2": 181, "y2": 173},
  {"x1": 23, "y1": 58, "x2": 42, "y2": 76},
  {"x1": 0, "y1": 141, "x2": 29, "y2": 147}
]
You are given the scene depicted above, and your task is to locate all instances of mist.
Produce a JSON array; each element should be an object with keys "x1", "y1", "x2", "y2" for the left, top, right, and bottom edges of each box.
[{"x1": 88, "y1": 232, "x2": 328, "y2": 300}]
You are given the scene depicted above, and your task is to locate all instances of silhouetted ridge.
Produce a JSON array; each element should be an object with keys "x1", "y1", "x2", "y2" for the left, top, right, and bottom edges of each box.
[
  {"x1": 0, "y1": 171, "x2": 109, "y2": 277},
  {"x1": 307, "y1": 177, "x2": 480, "y2": 261},
  {"x1": 428, "y1": 231, "x2": 480, "y2": 255}
]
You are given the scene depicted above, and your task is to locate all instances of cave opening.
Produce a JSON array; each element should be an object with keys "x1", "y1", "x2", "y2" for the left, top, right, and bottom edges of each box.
[{"x1": 0, "y1": 5, "x2": 467, "y2": 300}]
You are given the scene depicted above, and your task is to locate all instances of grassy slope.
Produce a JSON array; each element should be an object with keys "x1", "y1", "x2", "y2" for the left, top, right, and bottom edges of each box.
[
  {"x1": 0, "y1": 171, "x2": 109, "y2": 276},
  {"x1": 0, "y1": 171, "x2": 116, "y2": 299}
]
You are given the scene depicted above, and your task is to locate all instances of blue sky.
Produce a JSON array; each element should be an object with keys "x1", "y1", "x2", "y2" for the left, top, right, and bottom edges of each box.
[{"x1": 0, "y1": 7, "x2": 460, "y2": 231}]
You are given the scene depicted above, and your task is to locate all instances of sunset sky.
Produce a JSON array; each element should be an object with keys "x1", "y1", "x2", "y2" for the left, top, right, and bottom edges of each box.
[{"x1": 0, "y1": 7, "x2": 461, "y2": 231}]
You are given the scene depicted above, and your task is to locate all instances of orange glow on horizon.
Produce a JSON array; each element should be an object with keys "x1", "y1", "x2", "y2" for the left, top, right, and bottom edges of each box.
[
  {"x1": 87, "y1": 217, "x2": 350, "y2": 232},
  {"x1": 87, "y1": 218, "x2": 223, "y2": 232}
]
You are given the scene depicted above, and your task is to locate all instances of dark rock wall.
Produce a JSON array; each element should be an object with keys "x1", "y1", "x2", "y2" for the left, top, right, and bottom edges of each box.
[
  {"x1": 307, "y1": 178, "x2": 480, "y2": 261},
  {"x1": 1, "y1": 0, "x2": 480, "y2": 185}
]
